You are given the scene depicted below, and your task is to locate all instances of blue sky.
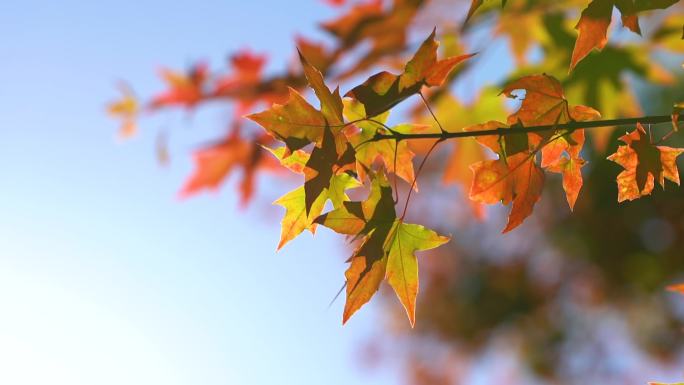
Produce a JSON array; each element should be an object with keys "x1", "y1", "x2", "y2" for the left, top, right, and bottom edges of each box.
[{"x1": 0, "y1": 1, "x2": 399, "y2": 384}]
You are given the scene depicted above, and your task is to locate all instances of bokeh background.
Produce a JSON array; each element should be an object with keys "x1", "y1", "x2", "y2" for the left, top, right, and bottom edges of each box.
[{"x1": 1, "y1": 1, "x2": 684, "y2": 384}]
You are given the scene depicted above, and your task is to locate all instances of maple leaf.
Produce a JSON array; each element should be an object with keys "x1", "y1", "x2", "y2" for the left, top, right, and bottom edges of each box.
[
  {"x1": 502, "y1": 74, "x2": 601, "y2": 131},
  {"x1": 179, "y1": 131, "x2": 276, "y2": 206},
  {"x1": 263, "y1": 146, "x2": 310, "y2": 174},
  {"x1": 296, "y1": 51, "x2": 358, "y2": 213},
  {"x1": 295, "y1": 37, "x2": 333, "y2": 74},
  {"x1": 213, "y1": 50, "x2": 268, "y2": 116},
  {"x1": 149, "y1": 63, "x2": 209, "y2": 109},
  {"x1": 343, "y1": 99, "x2": 425, "y2": 185},
  {"x1": 464, "y1": 0, "x2": 507, "y2": 25},
  {"x1": 607, "y1": 123, "x2": 684, "y2": 202},
  {"x1": 303, "y1": 126, "x2": 356, "y2": 214},
  {"x1": 321, "y1": 0, "x2": 424, "y2": 79},
  {"x1": 570, "y1": 0, "x2": 679, "y2": 71},
  {"x1": 274, "y1": 173, "x2": 360, "y2": 250},
  {"x1": 545, "y1": 156, "x2": 586, "y2": 210},
  {"x1": 470, "y1": 152, "x2": 545, "y2": 233},
  {"x1": 315, "y1": 172, "x2": 449, "y2": 325},
  {"x1": 345, "y1": 29, "x2": 475, "y2": 117},
  {"x1": 251, "y1": 49, "x2": 356, "y2": 215},
  {"x1": 107, "y1": 83, "x2": 139, "y2": 139},
  {"x1": 321, "y1": 0, "x2": 384, "y2": 47},
  {"x1": 298, "y1": 50, "x2": 344, "y2": 128},
  {"x1": 247, "y1": 88, "x2": 326, "y2": 151},
  {"x1": 501, "y1": 74, "x2": 600, "y2": 210},
  {"x1": 265, "y1": 138, "x2": 360, "y2": 249}
]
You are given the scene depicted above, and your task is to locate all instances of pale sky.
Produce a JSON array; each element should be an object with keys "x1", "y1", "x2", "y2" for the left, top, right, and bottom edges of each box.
[{"x1": 0, "y1": 1, "x2": 398, "y2": 384}]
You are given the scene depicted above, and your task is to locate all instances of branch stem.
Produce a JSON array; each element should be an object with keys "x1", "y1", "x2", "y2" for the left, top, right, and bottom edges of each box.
[{"x1": 371, "y1": 114, "x2": 683, "y2": 142}]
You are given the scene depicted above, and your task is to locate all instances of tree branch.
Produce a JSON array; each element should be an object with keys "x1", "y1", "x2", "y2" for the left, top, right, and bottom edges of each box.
[{"x1": 370, "y1": 114, "x2": 683, "y2": 142}]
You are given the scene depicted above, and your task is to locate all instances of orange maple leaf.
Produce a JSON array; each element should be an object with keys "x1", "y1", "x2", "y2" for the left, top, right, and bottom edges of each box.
[
  {"x1": 570, "y1": 0, "x2": 679, "y2": 71},
  {"x1": 213, "y1": 50, "x2": 268, "y2": 116},
  {"x1": 149, "y1": 62, "x2": 209, "y2": 110},
  {"x1": 470, "y1": 152, "x2": 545, "y2": 233},
  {"x1": 179, "y1": 131, "x2": 277, "y2": 206},
  {"x1": 607, "y1": 122, "x2": 684, "y2": 202}
]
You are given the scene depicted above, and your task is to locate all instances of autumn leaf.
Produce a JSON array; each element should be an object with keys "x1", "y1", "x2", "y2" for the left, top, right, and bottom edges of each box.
[
  {"x1": 263, "y1": 146, "x2": 310, "y2": 174},
  {"x1": 295, "y1": 36, "x2": 333, "y2": 74},
  {"x1": 570, "y1": 0, "x2": 679, "y2": 71},
  {"x1": 247, "y1": 88, "x2": 326, "y2": 151},
  {"x1": 463, "y1": 0, "x2": 507, "y2": 25},
  {"x1": 179, "y1": 131, "x2": 276, "y2": 206},
  {"x1": 304, "y1": 126, "x2": 356, "y2": 214},
  {"x1": 316, "y1": 172, "x2": 449, "y2": 325},
  {"x1": 274, "y1": 173, "x2": 360, "y2": 250},
  {"x1": 321, "y1": 0, "x2": 422, "y2": 79},
  {"x1": 607, "y1": 122, "x2": 684, "y2": 202},
  {"x1": 343, "y1": 99, "x2": 425, "y2": 185},
  {"x1": 250, "y1": 52, "x2": 355, "y2": 215},
  {"x1": 502, "y1": 74, "x2": 600, "y2": 130},
  {"x1": 500, "y1": 74, "x2": 600, "y2": 210},
  {"x1": 107, "y1": 83, "x2": 139, "y2": 139},
  {"x1": 470, "y1": 152, "x2": 545, "y2": 233},
  {"x1": 299, "y1": 50, "x2": 344, "y2": 128},
  {"x1": 320, "y1": 0, "x2": 384, "y2": 48},
  {"x1": 296, "y1": 52, "x2": 358, "y2": 214},
  {"x1": 213, "y1": 50, "x2": 268, "y2": 115},
  {"x1": 345, "y1": 29, "x2": 474, "y2": 117},
  {"x1": 546, "y1": 156, "x2": 586, "y2": 210},
  {"x1": 570, "y1": 0, "x2": 613, "y2": 72},
  {"x1": 149, "y1": 62, "x2": 209, "y2": 109},
  {"x1": 413, "y1": 91, "x2": 503, "y2": 218}
]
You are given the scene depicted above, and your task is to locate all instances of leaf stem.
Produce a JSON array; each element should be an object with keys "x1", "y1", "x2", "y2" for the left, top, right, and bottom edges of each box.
[{"x1": 400, "y1": 138, "x2": 443, "y2": 220}]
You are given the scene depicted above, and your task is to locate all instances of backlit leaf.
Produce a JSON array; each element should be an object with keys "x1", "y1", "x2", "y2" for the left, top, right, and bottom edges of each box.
[
  {"x1": 607, "y1": 123, "x2": 684, "y2": 202},
  {"x1": 346, "y1": 29, "x2": 474, "y2": 117},
  {"x1": 316, "y1": 172, "x2": 449, "y2": 325}
]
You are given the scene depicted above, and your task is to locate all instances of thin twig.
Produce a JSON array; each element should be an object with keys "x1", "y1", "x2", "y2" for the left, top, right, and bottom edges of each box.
[{"x1": 369, "y1": 114, "x2": 683, "y2": 143}]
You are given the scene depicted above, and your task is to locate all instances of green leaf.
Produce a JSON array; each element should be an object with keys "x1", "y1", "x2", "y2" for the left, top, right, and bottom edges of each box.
[
  {"x1": 386, "y1": 222, "x2": 449, "y2": 326},
  {"x1": 275, "y1": 173, "x2": 360, "y2": 250}
]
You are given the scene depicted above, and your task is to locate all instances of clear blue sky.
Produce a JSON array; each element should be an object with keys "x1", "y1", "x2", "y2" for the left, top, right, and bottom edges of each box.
[{"x1": 0, "y1": 1, "x2": 399, "y2": 384}]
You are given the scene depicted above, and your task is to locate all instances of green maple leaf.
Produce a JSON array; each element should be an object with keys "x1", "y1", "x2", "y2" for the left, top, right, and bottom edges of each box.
[
  {"x1": 268, "y1": 147, "x2": 361, "y2": 250},
  {"x1": 316, "y1": 172, "x2": 449, "y2": 326}
]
